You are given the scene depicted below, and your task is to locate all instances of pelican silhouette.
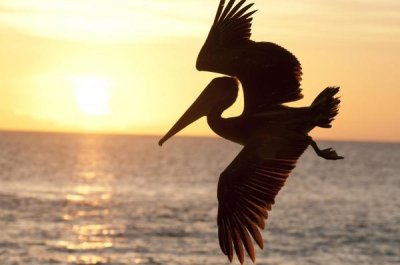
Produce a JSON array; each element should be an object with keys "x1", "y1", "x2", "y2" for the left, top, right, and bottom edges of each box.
[{"x1": 159, "y1": 0, "x2": 343, "y2": 264}]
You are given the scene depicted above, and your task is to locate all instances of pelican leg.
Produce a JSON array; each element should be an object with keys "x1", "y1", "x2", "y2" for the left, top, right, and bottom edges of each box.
[{"x1": 310, "y1": 140, "x2": 343, "y2": 160}]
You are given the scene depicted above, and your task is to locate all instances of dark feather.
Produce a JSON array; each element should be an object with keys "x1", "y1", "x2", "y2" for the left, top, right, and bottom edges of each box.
[
  {"x1": 217, "y1": 134, "x2": 310, "y2": 262},
  {"x1": 198, "y1": 0, "x2": 303, "y2": 111}
]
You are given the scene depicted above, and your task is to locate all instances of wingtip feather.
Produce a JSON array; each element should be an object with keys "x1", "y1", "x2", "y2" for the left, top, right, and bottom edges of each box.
[
  {"x1": 214, "y1": 0, "x2": 226, "y2": 24},
  {"x1": 233, "y1": 215, "x2": 256, "y2": 262}
]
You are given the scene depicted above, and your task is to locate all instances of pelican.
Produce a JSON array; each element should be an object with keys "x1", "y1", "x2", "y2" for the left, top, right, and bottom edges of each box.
[{"x1": 159, "y1": 0, "x2": 343, "y2": 264}]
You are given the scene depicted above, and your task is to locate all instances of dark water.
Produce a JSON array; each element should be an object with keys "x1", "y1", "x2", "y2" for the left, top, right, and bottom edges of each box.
[{"x1": 0, "y1": 131, "x2": 399, "y2": 265}]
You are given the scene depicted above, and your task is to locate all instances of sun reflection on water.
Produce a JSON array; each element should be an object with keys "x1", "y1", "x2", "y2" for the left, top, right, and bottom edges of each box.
[
  {"x1": 67, "y1": 255, "x2": 108, "y2": 265},
  {"x1": 57, "y1": 138, "x2": 124, "y2": 264},
  {"x1": 58, "y1": 182, "x2": 119, "y2": 264}
]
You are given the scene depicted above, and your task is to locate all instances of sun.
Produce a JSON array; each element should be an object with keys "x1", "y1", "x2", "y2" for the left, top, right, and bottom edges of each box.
[{"x1": 73, "y1": 76, "x2": 111, "y2": 116}]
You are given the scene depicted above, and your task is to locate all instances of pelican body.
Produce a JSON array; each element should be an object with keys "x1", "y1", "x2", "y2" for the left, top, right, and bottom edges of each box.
[{"x1": 159, "y1": 0, "x2": 343, "y2": 264}]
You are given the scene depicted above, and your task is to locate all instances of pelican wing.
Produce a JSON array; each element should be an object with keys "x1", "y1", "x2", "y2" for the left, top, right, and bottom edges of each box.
[
  {"x1": 199, "y1": 0, "x2": 303, "y2": 112},
  {"x1": 217, "y1": 134, "x2": 310, "y2": 263},
  {"x1": 238, "y1": 43, "x2": 303, "y2": 113},
  {"x1": 210, "y1": 0, "x2": 257, "y2": 46}
]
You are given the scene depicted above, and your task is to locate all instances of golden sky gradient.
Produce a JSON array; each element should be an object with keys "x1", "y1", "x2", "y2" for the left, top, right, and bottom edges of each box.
[{"x1": 0, "y1": 0, "x2": 399, "y2": 142}]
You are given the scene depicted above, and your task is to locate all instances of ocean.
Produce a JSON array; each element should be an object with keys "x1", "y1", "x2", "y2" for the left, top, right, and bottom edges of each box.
[{"x1": 0, "y1": 131, "x2": 399, "y2": 265}]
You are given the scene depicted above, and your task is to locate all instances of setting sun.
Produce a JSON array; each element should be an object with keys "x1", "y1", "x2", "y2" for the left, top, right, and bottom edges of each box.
[{"x1": 73, "y1": 76, "x2": 111, "y2": 116}]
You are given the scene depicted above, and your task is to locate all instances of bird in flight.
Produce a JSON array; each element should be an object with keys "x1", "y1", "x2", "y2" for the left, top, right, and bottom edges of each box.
[{"x1": 159, "y1": 0, "x2": 343, "y2": 264}]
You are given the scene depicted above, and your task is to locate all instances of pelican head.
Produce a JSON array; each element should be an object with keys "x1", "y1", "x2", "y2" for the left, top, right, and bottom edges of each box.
[{"x1": 159, "y1": 77, "x2": 238, "y2": 146}]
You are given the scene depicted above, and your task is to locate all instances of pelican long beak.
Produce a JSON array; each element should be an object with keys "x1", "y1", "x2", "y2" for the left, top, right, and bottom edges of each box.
[{"x1": 158, "y1": 86, "x2": 217, "y2": 146}]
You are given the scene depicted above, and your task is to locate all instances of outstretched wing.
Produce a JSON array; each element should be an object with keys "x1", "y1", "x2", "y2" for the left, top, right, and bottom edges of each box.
[
  {"x1": 238, "y1": 42, "x2": 303, "y2": 113},
  {"x1": 210, "y1": 0, "x2": 257, "y2": 46},
  {"x1": 217, "y1": 134, "x2": 310, "y2": 264},
  {"x1": 198, "y1": 0, "x2": 303, "y2": 112}
]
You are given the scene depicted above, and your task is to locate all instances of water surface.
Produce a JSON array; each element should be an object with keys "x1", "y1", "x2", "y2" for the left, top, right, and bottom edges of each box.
[{"x1": 0, "y1": 131, "x2": 399, "y2": 264}]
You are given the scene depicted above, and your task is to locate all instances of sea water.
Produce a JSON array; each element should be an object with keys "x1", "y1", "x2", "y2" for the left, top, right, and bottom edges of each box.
[{"x1": 0, "y1": 131, "x2": 399, "y2": 265}]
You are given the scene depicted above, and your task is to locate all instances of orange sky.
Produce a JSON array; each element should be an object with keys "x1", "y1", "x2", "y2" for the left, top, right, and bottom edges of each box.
[{"x1": 0, "y1": 0, "x2": 399, "y2": 142}]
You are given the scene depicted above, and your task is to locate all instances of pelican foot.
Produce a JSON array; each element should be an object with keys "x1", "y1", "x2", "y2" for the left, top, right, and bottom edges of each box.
[
  {"x1": 318, "y1": 148, "x2": 344, "y2": 160},
  {"x1": 310, "y1": 140, "x2": 344, "y2": 160}
]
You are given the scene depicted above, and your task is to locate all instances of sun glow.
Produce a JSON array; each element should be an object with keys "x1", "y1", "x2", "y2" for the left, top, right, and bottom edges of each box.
[{"x1": 73, "y1": 76, "x2": 111, "y2": 116}]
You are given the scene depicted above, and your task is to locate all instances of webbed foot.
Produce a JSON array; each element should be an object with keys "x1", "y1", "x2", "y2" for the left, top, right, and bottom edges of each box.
[
  {"x1": 318, "y1": 148, "x2": 344, "y2": 160},
  {"x1": 311, "y1": 140, "x2": 344, "y2": 160}
]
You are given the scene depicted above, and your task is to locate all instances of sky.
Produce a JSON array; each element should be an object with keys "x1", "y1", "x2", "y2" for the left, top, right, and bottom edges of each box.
[{"x1": 0, "y1": 0, "x2": 399, "y2": 142}]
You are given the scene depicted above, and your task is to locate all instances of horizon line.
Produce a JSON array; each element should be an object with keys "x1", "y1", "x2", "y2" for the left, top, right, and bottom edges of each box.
[{"x1": 0, "y1": 128, "x2": 399, "y2": 145}]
